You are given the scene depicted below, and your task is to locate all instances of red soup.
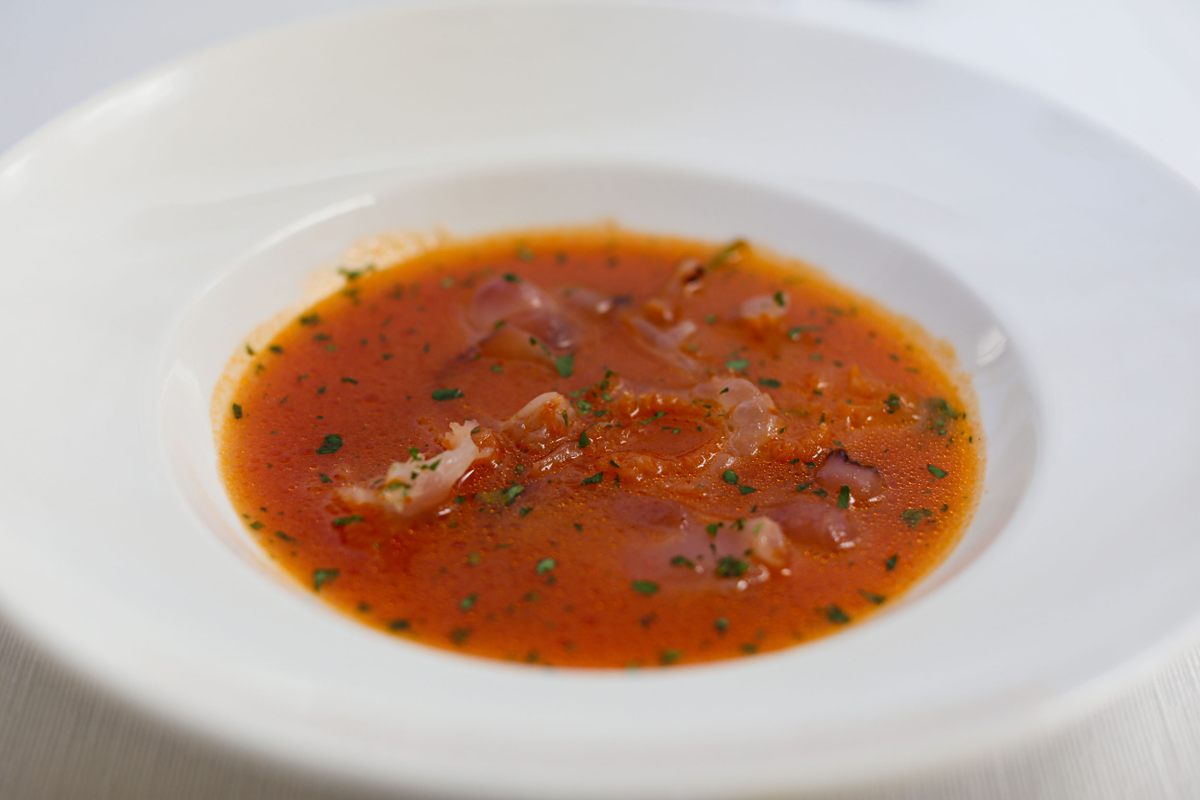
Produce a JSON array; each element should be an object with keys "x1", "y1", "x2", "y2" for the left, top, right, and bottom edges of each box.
[{"x1": 217, "y1": 228, "x2": 981, "y2": 668}]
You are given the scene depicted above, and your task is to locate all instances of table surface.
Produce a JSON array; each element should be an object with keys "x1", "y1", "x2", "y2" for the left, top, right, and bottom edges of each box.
[{"x1": 4, "y1": 0, "x2": 1200, "y2": 797}]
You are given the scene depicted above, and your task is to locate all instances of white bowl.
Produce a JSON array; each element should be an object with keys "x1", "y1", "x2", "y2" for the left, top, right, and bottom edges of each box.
[{"x1": 1, "y1": 3, "x2": 1199, "y2": 797}]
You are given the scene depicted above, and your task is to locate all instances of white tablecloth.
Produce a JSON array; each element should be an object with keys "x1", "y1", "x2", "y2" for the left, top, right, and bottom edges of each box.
[{"x1": 4, "y1": 1, "x2": 1200, "y2": 796}]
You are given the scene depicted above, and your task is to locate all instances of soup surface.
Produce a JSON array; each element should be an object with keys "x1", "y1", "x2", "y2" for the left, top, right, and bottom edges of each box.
[{"x1": 218, "y1": 228, "x2": 981, "y2": 668}]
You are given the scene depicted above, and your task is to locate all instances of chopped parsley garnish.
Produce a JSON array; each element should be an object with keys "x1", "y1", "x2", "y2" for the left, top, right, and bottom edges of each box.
[
  {"x1": 332, "y1": 515, "x2": 363, "y2": 527},
  {"x1": 901, "y1": 508, "x2": 933, "y2": 528},
  {"x1": 715, "y1": 556, "x2": 750, "y2": 578},
  {"x1": 318, "y1": 472, "x2": 332, "y2": 484},
  {"x1": 631, "y1": 579, "x2": 659, "y2": 596},
  {"x1": 312, "y1": 568, "x2": 339, "y2": 592},
  {"x1": 722, "y1": 470, "x2": 739, "y2": 484},
  {"x1": 502, "y1": 272, "x2": 521, "y2": 282},
  {"x1": 316, "y1": 434, "x2": 343, "y2": 454},
  {"x1": 705, "y1": 522, "x2": 722, "y2": 537},
  {"x1": 885, "y1": 554, "x2": 899, "y2": 571},
  {"x1": 554, "y1": 352, "x2": 575, "y2": 378},
  {"x1": 836, "y1": 485, "x2": 851, "y2": 509},
  {"x1": 535, "y1": 557, "x2": 556, "y2": 575},
  {"x1": 515, "y1": 244, "x2": 535, "y2": 262},
  {"x1": 824, "y1": 605, "x2": 851, "y2": 624},
  {"x1": 431, "y1": 387, "x2": 464, "y2": 401},
  {"x1": 388, "y1": 619, "x2": 411, "y2": 632},
  {"x1": 670, "y1": 555, "x2": 695, "y2": 569},
  {"x1": 500, "y1": 484, "x2": 525, "y2": 506},
  {"x1": 795, "y1": 482, "x2": 812, "y2": 493},
  {"x1": 449, "y1": 627, "x2": 471, "y2": 645},
  {"x1": 706, "y1": 238, "x2": 746, "y2": 269},
  {"x1": 659, "y1": 649, "x2": 682, "y2": 665},
  {"x1": 459, "y1": 593, "x2": 478, "y2": 611},
  {"x1": 714, "y1": 617, "x2": 729, "y2": 633},
  {"x1": 738, "y1": 485, "x2": 757, "y2": 495},
  {"x1": 757, "y1": 377, "x2": 782, "y2": 388},
  {"x1": 581, "y1": 472, "x2": 604, "y2": 486},
  {"x1": 884, "y1": 393, "x2": 901, "y2": 414},
  {"x1": 772, "y1": 290, "x2": 787, "y2": 307},
  {"x1": 231, "y1": 403, "x2": 243, "y2": 419},
  {"x1": 298, "y1": 313, "x2": 320, "y2": 326},
  {"x1": 578, "y1": 430, "x2": 591, "y2": 448},
  {"x1": 927, "y1": 463, "x2": 949, "y2": 479},
  {"x1": 726, "y1": 358, "x2": 750, "y2": 373},
  {"x1": 859, "y1": 590, "x2": 887, "y2": 605},
  {"x1": 927, "y1": 397, "x2": 961, "y2": 435}
]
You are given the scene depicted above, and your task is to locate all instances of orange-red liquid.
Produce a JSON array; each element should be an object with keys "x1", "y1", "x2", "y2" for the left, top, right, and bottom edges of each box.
[{"x1": 218, "y1": 229, "x2": 980, "y2": 668}]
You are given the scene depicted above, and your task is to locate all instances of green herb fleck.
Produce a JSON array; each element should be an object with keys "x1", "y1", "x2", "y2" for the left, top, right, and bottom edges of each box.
[
  {"x1": 554, "y1": 352, "x2": 575, "y2": 378},
  {"x1": 722, "y1": 470, "x2": 739, "y2": 484},
  {"x1": 837, "y1": 485, "x2": 851, "y2": 509},
  {"x1": 388, "y1": 619, "x2": 411, "y2": 632},
  {"x1": 927, "y1": 463, "x2": 949, "y2": 479},
  {"x1": 659, "y1": 649, "x2": 682, "y2": 666},
  {"x1": 318, "y1": 472, "x2": 332, "y2": 484},
  {"x1": 757, "y1": 377, "x2": 781, "y2": 389},
  {"x1": 332, "y1": 515, "x2": 363, "y2": 527},
  {"x1": 449, "y1": 627, "x2": 471, "y2": 645},
  {"x1": 859, "y1": 590, "x2": 887, "y2": 605},
  {"x1": 670, "y1": 555, "x2": 695, "y2": 569},
  {"x1": 431, "y1": 387, "x2": 464, "y2": 401},
  {"x1": 231, "y1": 403, "x2": 243, "y2": 419},
  {"x1": 316, "y1": 434, "x2": 343, "y2": 454},
  {"x1": 715, "y1": 556, "x2": 750, "y2": 578},
  {"x1": 581, "y1": 472, "x2": 604, "y2": 486},
  {"x1": 706, "y1": 238, "x2": 746, "y2": 269},
  {"x1": 298, "y1": 313, "x2": 320, "y2": 326},
  {"x1": 459, "y1": 593, "x2": 478, "y2": 611},
  {"x1": 535, "y1": 557, "x2": 556, "y2": 575},
  {"x1": 824, "y1": 605, "x2": 851, "y2": 624},
  {"x1": 726, "y1": 358, "x2": 750, "y2": 373},
  {"x1": 927, "y1": 397, "x2": 961, "y2": 435},
  {"x1": 578, "y1": 430, "x2": 591, "y2": 448},
  {"x1": 631, "y1": 579, "x2": 659, "y2": 596},
  {"x1": 885, "y1": 554, "x2": 899, "y2": 571},
  {"x1": 313, "y1": 568, "x2": 339, "y2": 592},
  {"x1": 502, "y1": 272, "x2": 521, "y2": 283},
  {"x1": 884, "y1": 393, "x2": 901, "y2": 414},
  {"x1": 738, "y1": 485, "x2": 757, "y2": 495},
  {"x1": 795, "y1": 482, "x2": 812, "y2": 493},
  {"x1": 901, "y1": 508, "x2": 933, "y2": 528},
  {"x1": 714, "y1": 617, "x2": 729, "y2": 633},
  {"x1": 500, "y1": 484, "x2": 525, "y2": 506},
  {"x1": 772, "y1": 290, "x2": 787, "y2": 307}
]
